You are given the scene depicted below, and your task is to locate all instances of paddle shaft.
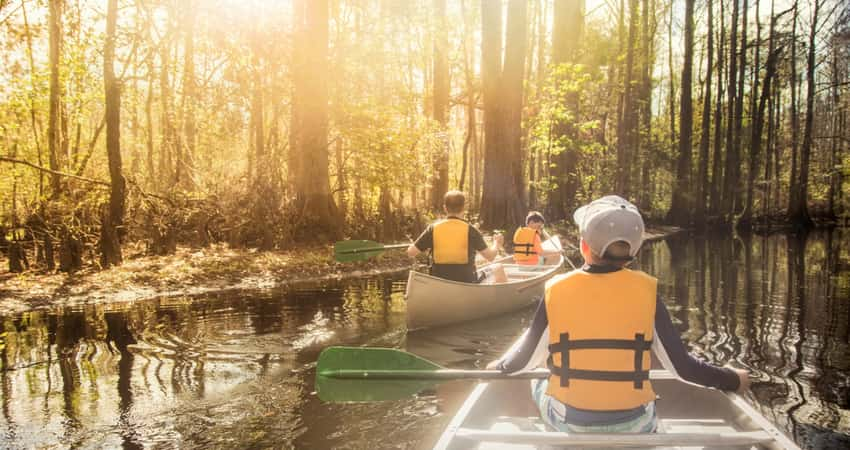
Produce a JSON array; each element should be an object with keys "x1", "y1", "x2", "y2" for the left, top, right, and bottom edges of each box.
[
  {"x1": 336, "y1": 243, "x2": 409, "y2": 255},
  {"x1": 320, "y1": 368, "x2": 674, "y2": 381}
]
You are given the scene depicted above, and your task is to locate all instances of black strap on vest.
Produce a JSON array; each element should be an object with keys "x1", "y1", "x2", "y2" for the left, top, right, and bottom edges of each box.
[
  {"x1": 513, "y1": 229, "x2": 537, "y2": 256},
  {"x1": 514, "y1": 242, "x2": 535, "y2": 255},
  {"x1": 547, "y1": 332, "x2": 653, "y2": 389}
]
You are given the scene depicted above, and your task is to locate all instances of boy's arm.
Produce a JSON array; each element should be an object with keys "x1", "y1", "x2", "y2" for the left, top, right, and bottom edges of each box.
[
  {"x1": 474, "y1": 229, "x2": 502, "y2": 261},
  {"x1": 407, "y1": 226, "x2": 432, "y2": 257}
]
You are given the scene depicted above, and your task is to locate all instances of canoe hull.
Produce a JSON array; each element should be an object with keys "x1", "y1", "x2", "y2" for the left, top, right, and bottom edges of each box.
[
  {"x1": 433, "y1": 377, "x2": 799, "y2": 450},
  {"x1": 405, "y1": 254, "x2": 564, "y2": 330}
]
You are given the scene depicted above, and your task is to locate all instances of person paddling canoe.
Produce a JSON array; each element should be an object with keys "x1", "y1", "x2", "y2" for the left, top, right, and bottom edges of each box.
[
  {"x1": 512, "y1": 211, "x2": 562, "y2": 266},
  {"x1": 407, "y1": 190, "x2": 506, "y2": 284},
  {"x1": 488, "y1": 195, "x2": 749, "y2": 433}
]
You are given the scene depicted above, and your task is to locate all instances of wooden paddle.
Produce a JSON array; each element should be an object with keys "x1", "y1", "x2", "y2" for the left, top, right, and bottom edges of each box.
[
  {"x1": 333, "y1": 240, "x2": 410, "y2": 262},
  {"x1": 314, "y1": 346, "x2": 672, "y2": 402}
]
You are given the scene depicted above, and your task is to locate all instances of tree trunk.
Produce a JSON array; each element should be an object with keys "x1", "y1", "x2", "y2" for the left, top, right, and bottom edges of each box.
[
  {"x1": 431, "y1": 0, "x2": 450, "y2": 210},
  {"x1": 667, "y1": 1, "x2": 677, "y2": 177},
  {"x1": 730, "y1": 0, "x2": 747, "y2": 217},
  {"x1": 710, "y1": 0, "x2": 726, "y2": 216},
  {"x1": 788, "y1": 1, "x2": 800, "y2": 218},
  {"x1": 744, "y1": 4, "x2": 781, "y2": 226},
  {"x1": 636, "y1": 0, "x2": 654, "y2": 211},
  {"x1": 100, "y1": 0, "x2": 125, "y2": 268},
  {"x1": 479, "y1": 0, "x2": 527, "y2": 230},
  {"x1": 158, "y1": 36, "x2": 175, "y2": 191},
  {"x1": 790, "y1": 0, "x2": 819, "y2": 227},
  {"x1": 722, "y1": 0, "x2": 739, "y2": 218},
  {"x1": 145, "y1": 53, "x2": 156, "y2": 188},
  {"x1": 827, "y1": 45, "x2": 840, "y2": 219},
  {"x1": 765, "y1": 25, "x2": 776, "y2": 220},
  {"x1": 48, "y1": 0, "x2": 64, "y2": 198},
  {"x1": 616, "y1": 0, "x2": 639, "y2": 195},
  {"x1": 180, "y1": 0, "x2": 197, "y2": 190},
  {"x1": 668, "y1": 0, "x2": 695, "y2": 226},
  {"x1": 695, "y1": 0, "x2": 714, "y2": 225},
  {"x1": 503, "y1": 0, "x2": 528, "y2": 203},
  {"x1": 459, "y1": 0, "x2": 476, "y2": 196},
  {"x1": 291, "y1": 0, "x2": 340, "y2": 241}
]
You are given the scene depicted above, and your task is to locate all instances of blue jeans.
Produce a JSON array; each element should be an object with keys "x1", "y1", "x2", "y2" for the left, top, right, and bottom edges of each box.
[{"x1": 531, "y1": 379, "x2": 657, "y2": 433}]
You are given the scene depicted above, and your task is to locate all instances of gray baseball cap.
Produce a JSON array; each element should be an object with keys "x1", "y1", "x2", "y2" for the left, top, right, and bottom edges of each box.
[{"x1": 572, "y1": 195, "x2": 644, "y2": 258}]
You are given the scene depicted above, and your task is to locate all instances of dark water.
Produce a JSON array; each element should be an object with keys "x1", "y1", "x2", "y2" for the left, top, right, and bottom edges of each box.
[{"x1": 0, "y1": 231, "x2": 848, "y2": 449}]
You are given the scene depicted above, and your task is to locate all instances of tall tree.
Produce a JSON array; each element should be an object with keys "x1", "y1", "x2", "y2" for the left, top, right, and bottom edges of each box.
[
  {"x1": 100, "y1": 0, "x2": 126, "y2": 267},
  {"x1": 695, "y1": 0, "x2": 715, "y2": 224},
  {"x1": 788, "y1": 1, "x2": 800, "y2": 217},
  {"x1": 179, "y1": 0, "x2": 197, "y2": 189},
  {"x1": 48, "y1": 0, "x2": 64, "y2": 198},
  {"x1": 731, "y1": 0, "x2": 747, "y2": 215},
  {"x1": 722, "y1": 0, "x2": 740, "y2": 217},
  {"x1": 710, "y1": 0, "x2": 727, "y2": 215},
  {"x1": 290, "y1": 0, "x2": 339, "y2": 240},
  {"x1": 789, "y1": 0, "x2": 821, "y2": 226},
  {"x1": 480, "y1": 0, "x2": 527, "y2": 230},
  {"x1": 431, "y1": 0, "x2": 449, "y2": 211},
  {"x1": 458, "y1": 0, "x2": 476, "y2": 195},
  {"x1": 636, "y1": 0, "x2": 655, "y2": 211},
  {"x1": 616, "y1": 0, "x2": 639, "y2": 195},
  {"x1": 547, "y1": 0, "x2": 584, "y2": 222},
  {"x1": 669, "y1": 0, "x2": 695, "y2": 225},
  {"x1": 744, "y1": 3, "x2": 785, "y2": 225},
  {"x1": 503, "y1": 0, "x2": 528, "y2": 203}
]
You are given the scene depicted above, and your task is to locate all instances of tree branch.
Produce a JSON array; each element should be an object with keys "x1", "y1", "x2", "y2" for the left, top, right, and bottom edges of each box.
[{"x1": 0, "y1": 156, "x2": 110, "y2": 187}]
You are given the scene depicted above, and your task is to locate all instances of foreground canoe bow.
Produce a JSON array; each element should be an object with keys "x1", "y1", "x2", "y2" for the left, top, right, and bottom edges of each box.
[
  {"x1": 405, "y1": 237, "x2": 565, "y2": 330},
  {"x1": 433, "y1": 379, "x2": 800, "y2": 450}
]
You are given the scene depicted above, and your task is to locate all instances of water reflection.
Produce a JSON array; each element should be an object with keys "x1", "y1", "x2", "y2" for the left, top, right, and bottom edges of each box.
[
  {"x1": 0, "y1": 231, "x2": 848, "y2": 449},
  {"x1": 641, "y1": 230, "x2": 850, "y2": 449},
  {"x1": 0, "y1": 276, "x2": 411, "y2": 448}
]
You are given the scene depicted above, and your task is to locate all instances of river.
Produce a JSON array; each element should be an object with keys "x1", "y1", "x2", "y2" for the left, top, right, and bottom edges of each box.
[{"x1": 0, "y1": 230, "x2": 848, "y2": 449}]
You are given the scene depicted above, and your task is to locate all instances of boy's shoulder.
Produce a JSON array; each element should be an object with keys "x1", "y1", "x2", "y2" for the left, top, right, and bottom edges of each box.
[
  {"x1": 622, "y1": 267, "x2": 657, "y2": 283},
  {"x1": 544, "y1": 269, "x2": 583, "y2": 289}
]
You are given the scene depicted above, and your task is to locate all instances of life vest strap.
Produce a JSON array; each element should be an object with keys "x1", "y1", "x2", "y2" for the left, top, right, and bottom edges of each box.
[
  {"x1": 514, "y1": 242, "x2": 535, "y2": 256},
  {"x1": 547, "y1": 332, "x2": 652, "y2": 389}
]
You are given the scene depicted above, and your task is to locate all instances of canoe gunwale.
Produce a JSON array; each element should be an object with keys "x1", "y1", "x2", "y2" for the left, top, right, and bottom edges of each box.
[
  {"x1": 407, "y1": 253, "x2": 565, "y2": 288},
  {"x1": 405, "y1": 253, "x2": 565, "y2": 330}
]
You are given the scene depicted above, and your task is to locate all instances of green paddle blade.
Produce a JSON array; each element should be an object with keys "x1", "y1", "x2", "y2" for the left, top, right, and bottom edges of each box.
[
  {"x1": 333, "y1": 240, "x2": 386, "y2": 262},
  {"x1": 316, "y1": 346, "x2": 443, "y2": 402}
]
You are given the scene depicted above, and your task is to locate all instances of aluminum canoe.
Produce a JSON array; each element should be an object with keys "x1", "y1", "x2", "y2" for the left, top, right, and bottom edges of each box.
[{"x1": 405, "y1": 238, "x2": 565, "y2": 331}]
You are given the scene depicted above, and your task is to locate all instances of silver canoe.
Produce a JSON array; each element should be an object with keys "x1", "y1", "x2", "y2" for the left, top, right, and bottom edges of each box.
[
  {"x1": 433, "y1": 376, "x2": 800, "y2": 450},
  {"x1": 405, "y1": 238, "x2": 565, "y2": 330}
]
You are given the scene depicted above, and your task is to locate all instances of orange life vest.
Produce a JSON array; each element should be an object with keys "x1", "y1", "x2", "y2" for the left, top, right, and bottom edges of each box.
[
  {"x1": 544, "y1": 269, "x2": 657, "y2": 411},
  {"x1": 433, "y1": 219, "x2": 470, "y2": 264},
  {"x1": 513, "y1": 227, "x2": 539, "y2": 264}
]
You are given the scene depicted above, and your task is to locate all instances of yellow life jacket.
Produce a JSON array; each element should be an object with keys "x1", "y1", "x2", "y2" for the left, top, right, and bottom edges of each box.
[
  {"x1": 544, "y1": 269, "x2": 657, "y2": 411},
  {"x1": 513, "y1": 227, "x2": 539, "y2": 263},
  {"x1": 433, "y1": 219, "x2": 470, "y2": 264}
]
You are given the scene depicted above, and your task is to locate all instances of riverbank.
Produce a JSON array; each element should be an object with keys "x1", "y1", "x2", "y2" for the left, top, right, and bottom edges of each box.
[{"x1": 0, "y1": 226, "x2": 682, "y2": 315}]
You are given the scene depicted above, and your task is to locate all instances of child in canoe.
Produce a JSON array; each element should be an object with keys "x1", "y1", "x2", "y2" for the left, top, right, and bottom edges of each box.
[
  {"x1": 512, "y1": 211, "x2": 561, "y2": 265},
  {"x1": 488, "y1": 195, "x2": 749, "y2": 433},
  {"x1": 407, "y1": 190, "x2": 506, "y2": 283}
]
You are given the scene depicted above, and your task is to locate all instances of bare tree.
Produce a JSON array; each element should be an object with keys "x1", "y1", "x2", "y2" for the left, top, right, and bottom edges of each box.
[{"x1": 100, "y1": 0, "x2": 126, "y2": 267}]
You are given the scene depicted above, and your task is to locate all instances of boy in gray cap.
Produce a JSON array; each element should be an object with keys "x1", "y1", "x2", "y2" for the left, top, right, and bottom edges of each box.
[{"x1": 489, "y1": 195, "x2": 749, "y2": 433}]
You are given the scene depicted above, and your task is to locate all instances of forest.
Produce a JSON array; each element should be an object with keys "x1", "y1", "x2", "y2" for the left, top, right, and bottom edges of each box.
[{"x1": 1, "y1": 0, "x2": 849, "y2": 274}]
